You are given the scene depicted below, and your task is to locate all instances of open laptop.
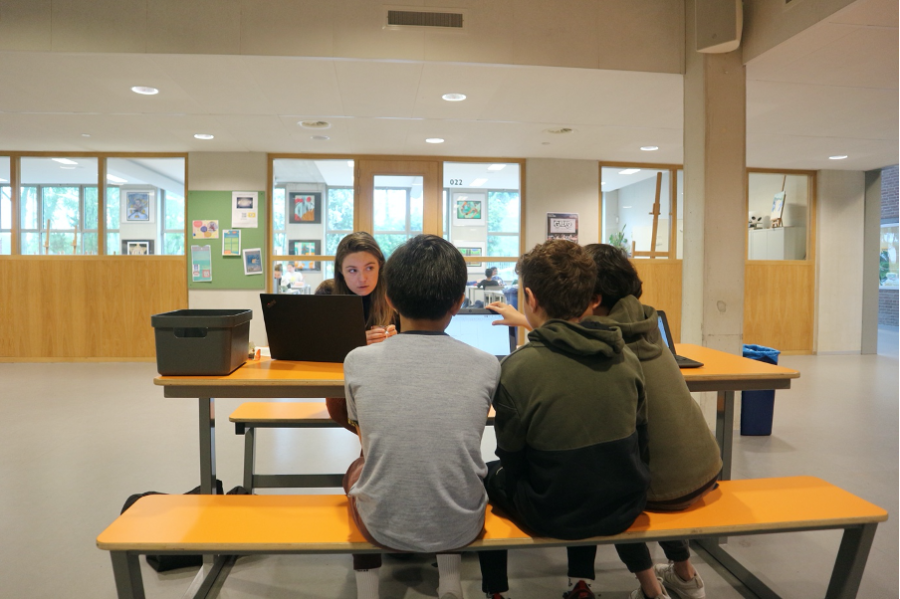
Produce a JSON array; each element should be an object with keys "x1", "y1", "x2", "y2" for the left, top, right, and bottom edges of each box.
[
  {"x1": 260, "y1": 294, "x2": 366, "y2": 363},
  {"x1": 656, "y1": 310, "x2": 704, "y2": 369},
  {"x1": 445, "y1": 308, "x2": 516, "y2": 359}
]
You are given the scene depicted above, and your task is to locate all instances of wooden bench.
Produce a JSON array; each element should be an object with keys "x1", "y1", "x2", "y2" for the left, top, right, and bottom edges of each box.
[
  {"x1": 97, "y1": 476, "x2": 886, "y2": 599},
  {"x1": 229, "y1": 402, "x2": 495, "y2": 492}
]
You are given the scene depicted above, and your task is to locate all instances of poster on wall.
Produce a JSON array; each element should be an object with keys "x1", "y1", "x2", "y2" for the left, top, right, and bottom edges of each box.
[
  {"x1": 191, "y1": 245, "x2": 213, "y2": 282},
  {"x1": 288, "y1": 239, "x2": 321, "y2": 271},
  {"x1": 452, "y1": 192, "x2": 486, "y2": 227},
  {"x1": 546, "y1": 212, "x2": 579, "y2": 242},
  {"x1": 122, "y1": 189, "x2": 155, "y2": 223},
  {"x1": 289, "y1": 191, "x2": 322, "y2": 224},
  {"x1": 192, "y1": 220, "x2": 219, "y2": 239},
  {"x1": 222, "y1": 230, "x2": 241, "y2": 256},
  {"x1": 122, "y1": 240, "x2": 154, "y2": 255},
  {"x1": 232, "y1": 192, "x2": 259, "y2": 228},
  {"x1": 243, "y1": 248, "x2": 263, "y2": 275}
]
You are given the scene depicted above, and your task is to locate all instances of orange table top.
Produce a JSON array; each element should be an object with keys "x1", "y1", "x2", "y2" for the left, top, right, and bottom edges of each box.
[
  {"x1": 228, "y1": 401, "x2": 496, "y2": 424},
  {"x1": 97, "y1": 476, "x2": 885, "y2": 553},
  {"x1": 156, "y1": 344, "x2": 799, "y2": 393}
]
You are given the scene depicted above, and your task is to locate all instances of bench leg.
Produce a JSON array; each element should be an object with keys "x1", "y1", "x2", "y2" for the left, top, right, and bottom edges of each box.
[
  {"x1": 692, "y1": 538, "x2": 781, "y2": 599},
  {"x1": 199, "y1": 397, "x2": 217, "y2": 495},
  {"x1": 243, "y1": 427, "x2": 256, "y2": 492},
  {"x1": 110, "y1": 552, "x2": 145, "y2": 599},
  {"x1": 715, "y1": 390, "x2": 734, "y2": 481},
  {"x1": 181, "y1": 555, "x2": 237, "y2": 599},
  {"x1": 825, "y1": 523, "x2": 878, "y2": 599}
]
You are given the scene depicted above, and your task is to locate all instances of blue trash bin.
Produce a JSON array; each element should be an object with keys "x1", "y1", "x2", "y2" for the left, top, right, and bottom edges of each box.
[{"x1": 741, "y1": 344, "x2": 781, "y2": 436}]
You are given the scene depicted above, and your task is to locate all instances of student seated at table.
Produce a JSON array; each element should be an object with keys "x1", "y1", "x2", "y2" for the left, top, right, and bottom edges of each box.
[
  {"x1": 478, "y1": 239, "x2": 650, "y2": 599},
  {"x1": 326, "y1": 233, "x2": 398, "y2": 433},
  {"x1": 343, "y1": 234, "x2": 501, "y2": 599},
  {"x1": 487, "y1": 244, "x2": 721, "y2": 599},
  {"x1": 477, "y1": 267, "x2": 502, "y2": 288},
  {"x1": 314, "y1": 278, "x2": 335, "y2": 295}
]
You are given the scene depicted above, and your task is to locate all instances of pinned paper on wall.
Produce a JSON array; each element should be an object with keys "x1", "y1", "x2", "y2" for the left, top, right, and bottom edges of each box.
[
  {"x1": 243, "y1": 248, "x2": 263, "y2": 275},
  {"x1": 222, "y1": 229, "x2": 241, "y2": 256},
  {"x1": 232, "y1": 192, "x2": 259, "y2": 228},
  {"x1": 547, "y1": 212, "x2": 579, "y2": 242},
  {"x1": 191, "y1": 245, "x2": 213, "y2": 282},
  {"x1": 192, "y1": 220, "x2": 219, "y2": 239}
]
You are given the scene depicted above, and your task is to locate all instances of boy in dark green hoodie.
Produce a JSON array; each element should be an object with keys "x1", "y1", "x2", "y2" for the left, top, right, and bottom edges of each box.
[{"x1": 478, "y1": 240, "x2": 650, "y2": 599}]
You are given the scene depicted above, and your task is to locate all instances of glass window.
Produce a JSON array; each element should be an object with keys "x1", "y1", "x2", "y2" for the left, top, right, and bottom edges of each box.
[
  {"x1": 747, "y1": 172, "x2": 809, "y2": 261},
  {"x1": 443, "y1": 162, "x2": 521, "y2": 262},
  {"x1": 880, "y1": 224, "x2": 899, "y2": 289},
  {"x1": 273, "y1": 159, "x2": 354, "y2": 270},
  {"x1": 0, "y1": 156, "x2": 10, "y2": 254},
  {"x1": 273, "y1": 259, "x2": 335, "y2": 296},
  {"x1": 373, "y1": 177, "x2": 422, "y2": 258},
  {"x1": 20, "y1": 157, "x2": 99, "y2": 255},
  {"x1": 601, "y1": 167, "x2": 672, "y2": 259},
  {"x1": 106, "y1": 157, "x2": 186, "y2": 255}
]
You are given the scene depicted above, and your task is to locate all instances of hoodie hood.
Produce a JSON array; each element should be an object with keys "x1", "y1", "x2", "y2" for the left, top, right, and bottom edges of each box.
[
  {"x1": 528, "y1": 317, "x2": 625, "y2": 358},
  {"x1": 598, "y1": 295, "x2": 663, "y2": 362}
]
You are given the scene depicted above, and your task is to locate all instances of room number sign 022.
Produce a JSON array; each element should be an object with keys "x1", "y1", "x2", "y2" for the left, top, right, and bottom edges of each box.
[{"x1": 449, "y1": 179, "x2": 464, "y2": 186}]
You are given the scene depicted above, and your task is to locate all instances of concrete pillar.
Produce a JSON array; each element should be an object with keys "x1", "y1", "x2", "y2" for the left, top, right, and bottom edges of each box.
[
  {"x1": 861, "y1": 170, "x2": 882, "y2": 354},
  {"x1": 681, "y1": 0, "x2": 747, "y2": 356}
]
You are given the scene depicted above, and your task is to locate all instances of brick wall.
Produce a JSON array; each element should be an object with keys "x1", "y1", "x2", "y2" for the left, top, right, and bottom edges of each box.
[
  {"x1": 880, "y1": 165, "x2": 899, "y2": 326},
  {"x1": 882, "y1": 164, "x2": 898, "y2": 222}
]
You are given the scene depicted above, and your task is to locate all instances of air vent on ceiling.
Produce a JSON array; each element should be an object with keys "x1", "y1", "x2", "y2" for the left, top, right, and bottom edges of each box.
[{"x1": 386, "y1": 9, "x2": 464, "y2": 29}]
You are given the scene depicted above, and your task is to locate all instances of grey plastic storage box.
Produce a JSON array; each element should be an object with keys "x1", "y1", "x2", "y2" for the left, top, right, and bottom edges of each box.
[{"x1": 151, "y1": 309, "x2": 253, "y2": 375}]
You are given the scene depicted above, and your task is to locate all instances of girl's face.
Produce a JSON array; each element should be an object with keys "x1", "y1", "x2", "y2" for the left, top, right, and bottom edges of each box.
[{"x1": 341, "y1": 251, "x2": 380, "y2": 296}]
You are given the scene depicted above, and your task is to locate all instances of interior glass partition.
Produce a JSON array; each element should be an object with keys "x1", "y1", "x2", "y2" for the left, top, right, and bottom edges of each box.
[
  {"x1": 747, "y1": 172, "x2": 810, "y2": 261},
  {"x1": 20, "y1": 157, "x2": 100, "y2": 255},
  {"x1": 0, "y1": 157, "x2": 10, "y2": 254},
  {"x1": 105, "y1": 157, "x2": 186, "y2": 255},
  {"x1": 880, "y1": 224, "x2": 899, "y2": 289},
  {"x1": 601, "y1": 166, "x2": 672, "y2": 258},
  {"x1": 272, "y1": 159, "x2": 354, "y2": 289}
]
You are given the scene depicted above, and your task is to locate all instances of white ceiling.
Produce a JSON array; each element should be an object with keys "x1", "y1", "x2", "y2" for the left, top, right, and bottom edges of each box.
[{"x1": 0, "y1": 0, "x2": 895, "y2": 172}]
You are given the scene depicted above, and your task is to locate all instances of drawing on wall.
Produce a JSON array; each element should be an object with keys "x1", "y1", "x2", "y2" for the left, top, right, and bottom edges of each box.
[
  {"x1": 222, "y1": 229, "x2": 241, "y2": 256},
  {"x1": 122, "y1": 190, "x2": 155, "y2": 223},
  {"x1": 454, "y1": 241, "x2": 486, "y2": 270},
  {"x1": 288, "y1": 239, "x2": 321, "y2": 271},
  {"x1": 192, "y1": 220, "x2": 219, "y2": 239},
  {"x1": 289, "y1": 191, "x2": 322, "y2": 224},
  {"x1": 452, "y1": 192, "x2": 486, "y2": 227},
  {"x1": 771, "y1": 192, "x2": 786, "y2": 227},
  {"x1": 122, "y1": 240, "x2": 154, "y2": 255}
]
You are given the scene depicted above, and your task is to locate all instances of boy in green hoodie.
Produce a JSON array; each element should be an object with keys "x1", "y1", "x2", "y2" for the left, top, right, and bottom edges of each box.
[{"x1": 478, "y1": 239, "x2": 650, "y2": 599}]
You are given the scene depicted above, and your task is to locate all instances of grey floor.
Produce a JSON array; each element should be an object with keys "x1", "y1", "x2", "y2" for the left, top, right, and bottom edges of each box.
[{"x1": 1, "y1": 329, "x2": 897, "y2": 599}]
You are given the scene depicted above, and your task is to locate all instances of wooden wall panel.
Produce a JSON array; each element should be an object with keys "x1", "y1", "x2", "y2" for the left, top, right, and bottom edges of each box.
[
  {"x1": 0, "y1": 257, "x2": 187, "y2": 360},
  {"x1": 631, "y1": 259, "x2": 683, "y2": 341},
  {"x1": 744, "y1": 261, "x2": 815, "y2": 353}
]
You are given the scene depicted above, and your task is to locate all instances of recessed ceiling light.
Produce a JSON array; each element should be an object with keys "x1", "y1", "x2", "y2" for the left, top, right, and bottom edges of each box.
[
  {"x1": 622, "y1": 206, "x2": 633, "y2": 209},
  {"x1": 107, "y1": 174, "x2": 128, "y2": 183},
  {"x1": 131, "y1": 86, "x2": 159, "y2": 95},
  {"x1": 425, "y1": 138, "x2": 445, "y2": 144},
  {"x1": 194, "y1": 133, "x2": 215, "y2": 140},
  {"x1": 619, "y1": 168, "x2": 641, "y2": 175},
  {"x1": 471, "y1": 178, "x2": 488, "y2": 187},
  {"x1": 61, "y1": 166, "x2": 76, "y2": 170},
  {"x1": 81, "y1": 133, "x2": 91, "y2": 138},
  {"x1": 640, "y1": 146, "x2": 659, "y2": 151},
  {"x1": 298, "y1": 120, "x2": 331, "y2": 129},
  {"x1": 829, "y1": 155, "x2": 848, "y2": 160},
  {"x1": 487, "y1": 164, "x2": 506, "y2": 171},
  {"x1": 442, "y1": 93, "x2": 467, "y2": 102},
  {"x1": 52, "y1": 158, "x2": 78, "y2": 165}
]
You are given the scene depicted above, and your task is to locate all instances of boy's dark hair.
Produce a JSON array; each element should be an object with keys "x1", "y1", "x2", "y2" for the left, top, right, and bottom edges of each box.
[
  {"x1": 583, "y1": 244, "x2": 643, "y2": 310},
  {"x1": 314, "y1": 278, "x2": 335, "y2": 295},
  {"x1": 517, "y1": 240, "x2": 597, "y2": 320},
  {"x1": 485, "y1": 268, "x2": 493, "y2": 278},
  {"x1": 383, "y1": 234, "x2": 467, "y2": 320}
]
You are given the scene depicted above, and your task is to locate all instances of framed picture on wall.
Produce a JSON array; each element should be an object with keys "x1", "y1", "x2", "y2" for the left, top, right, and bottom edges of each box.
[
  {"x1": 243, "y1": 248, "x2": 263, "y2": 275},
  {"x1": 122, "y1": 189, "x2": 155, "y2": 223},
  {"x1": 771, "y1": 191, "x2": 786, "y2": 227},
  {"x1": 288, "y1": 239, "x2": 321, "y2": 271},
  {"x1": 122, "y1": 240, "x2": 154, "y2": 255},
  {"x1": 451, "y1": 192, "x2": 486, "y2": 227},
  {"x1": 289, "y1": 191, "x2": 322, "y2": 224},
  {"x1": 454, "y1": 241, "x2": 486, "y2": 271}
]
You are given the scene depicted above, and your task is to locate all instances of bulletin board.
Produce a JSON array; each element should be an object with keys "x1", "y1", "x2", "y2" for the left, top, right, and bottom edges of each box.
[{"x1": 186, "y1": 190, "x2": 267, "y2": 290}]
